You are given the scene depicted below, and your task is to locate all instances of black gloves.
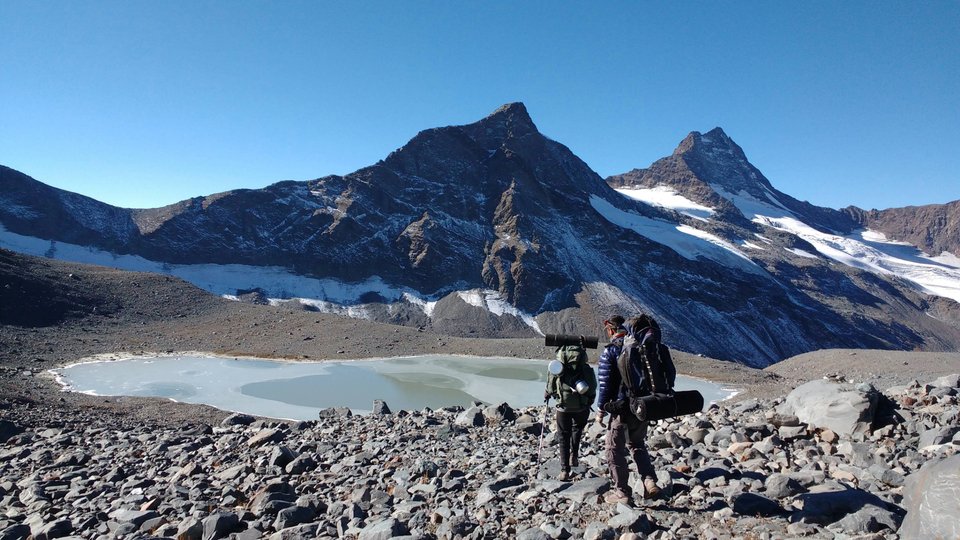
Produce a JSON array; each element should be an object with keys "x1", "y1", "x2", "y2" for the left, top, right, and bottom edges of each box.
[{"x1": 602, "y1": 400, "x2": 626, "y2": 414}]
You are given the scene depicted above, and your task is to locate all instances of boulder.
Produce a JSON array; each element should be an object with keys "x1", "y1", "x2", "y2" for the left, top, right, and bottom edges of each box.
[
  {"x1": 454, "y1": 406, "x2": 485, "y2": 427},
  {"x1": 778, "y1": 379, "x2": 878, "y2": 436},
  {"x1": 930, "y1": 373, "x2": 960, "y2": 388},
  {"x1": 899, "y1": 454, "x2": 960, "y2": 539},
  {"x1": 221, "y1": 413, "x2": 256, "y2": 426},
  {"x1": 483, "y1": 402, "x2": 516, "y2": 422},
  {"x1": 795, "y1": 487, "x2": 902, "y2": 527},
  {"x1": 732, "y1": 493, "x2": 783, "y2": 517},
  {"x1": 202, "y1": 512, "x2": 240, "y2": 540},
  {"x1": 371, "y1": 400, "x2": 391, "y2": 415},
  {"x1": 318, "y1": 407, "x2": 352, "y2": 418},
  {"x1": 358, "y1": 518, "x2": 409, "y2": 540},
  {"x1": 0, "y1": 420, "x2": 24, "y2": 444}
]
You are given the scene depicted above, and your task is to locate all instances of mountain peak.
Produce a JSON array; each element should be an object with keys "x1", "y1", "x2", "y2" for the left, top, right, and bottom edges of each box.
[
  {"x1": 673, "y1": 127, "x2": 738, "y2": 156},
  {"x1": 478, "y1": 102, "x2": 538, "y2": 134},
  {"x1": 488, "y1": 101, "x2": 531, "y2": 119}
]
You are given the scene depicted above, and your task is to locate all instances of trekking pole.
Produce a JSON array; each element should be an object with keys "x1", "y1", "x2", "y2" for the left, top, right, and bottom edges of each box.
[{"x1": 536, "y1": 397, "x2": 550, "y2": 469}]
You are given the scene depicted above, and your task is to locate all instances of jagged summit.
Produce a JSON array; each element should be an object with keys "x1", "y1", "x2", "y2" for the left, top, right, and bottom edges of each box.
[
  {"x1": 485, "y1": 102, "x2": 533, "y2": 123},
  {"x1": 673, "y1": 127, "x2": 745, "y2": 160},
  {"x1": 470, "y1": 102, "x2": 539, "y2": 141}
]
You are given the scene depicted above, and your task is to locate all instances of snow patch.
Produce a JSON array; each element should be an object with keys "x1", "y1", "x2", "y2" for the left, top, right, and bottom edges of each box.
[
  {"x1": 589, "y1": 195, "x2": 763, "y2": 274},
  {"x1": 0, "y1": 225, "x2": 541, "y2": 331},
  {"x1": 785, "y1": 248, "x2": 819, "y2": 259},
  {"x1": 741, "y1": 241, "x2": 766, "y2": 251},
  {"x1": 758, "y1": 220, "x2": 960, "y2": 303},
  {"x1": 616, "y1": 187, "x2": 715, "y2": 220},
  {"x1": 457, "y1": 289, "x2": 544, "y2": 334}
]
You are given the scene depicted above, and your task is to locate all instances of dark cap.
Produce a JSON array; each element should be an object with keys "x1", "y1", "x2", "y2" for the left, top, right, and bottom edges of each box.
[{"x1": 604, "y1": 315, "x2": 625, "y2": 328}]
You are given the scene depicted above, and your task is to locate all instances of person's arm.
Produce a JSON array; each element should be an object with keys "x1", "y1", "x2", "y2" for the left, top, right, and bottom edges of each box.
[
  {"x1": 662, "y1": 344, "x2": 677, "y2": 390},
  {"x1": 596, "y1": 345, "x2": 617, "y2": 408}
]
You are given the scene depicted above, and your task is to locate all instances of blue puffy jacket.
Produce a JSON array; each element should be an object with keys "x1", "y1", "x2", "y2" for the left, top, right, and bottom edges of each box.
[{"x1": 596, "y1": 336, "x2": 625, "y2": 410}]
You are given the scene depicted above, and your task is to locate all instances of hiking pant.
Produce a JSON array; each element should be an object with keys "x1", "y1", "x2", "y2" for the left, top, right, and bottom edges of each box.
[
  {"x1": 605, "y1": 412, "x2": 656, "y2": 494},
  {"x1": 556, "y1": 408, "x2": 589, "y2": 470}
]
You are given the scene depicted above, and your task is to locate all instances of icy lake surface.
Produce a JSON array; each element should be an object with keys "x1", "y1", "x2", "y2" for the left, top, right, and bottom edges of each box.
[{"x1": 54, "y1": 355, "x2": 736, "y2": 419}]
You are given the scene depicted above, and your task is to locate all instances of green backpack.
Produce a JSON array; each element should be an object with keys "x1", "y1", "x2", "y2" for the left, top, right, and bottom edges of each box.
[{"x1": 549, "y1": 345, "x2": 597, "y2": 411}]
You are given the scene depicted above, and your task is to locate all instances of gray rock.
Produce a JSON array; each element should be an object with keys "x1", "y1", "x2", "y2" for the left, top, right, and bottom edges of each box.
[
  {"x1": 176, "y1": 517, "x2": 203, "y2": 540},
  {"x1": 582, "y1": 522, "x2": 615, "y2": 540},
  {"x1": 899, "y1": 454, "x2": 960, "y2": 540},
  {"x1": 795, "y1": 488, "x2": 901, "y2": 526},
  {"x1": 764, "y1": 473, "x2": 804, "y2": 499},
  {"x1": 539, "y1": 522, "x2": 572, "y2": 539},
  {"x1": 837, "y1": 441, "x2": 877, "y2": 468},
  {"x1": 268, "y1": 523, "x2": 320, "y2": 540},
  {"x1": 515, "y1": 526, "x2": 551, "y2": 540},
  {"x1": 558, "y1": 477, "x2": 609, "y2": 502},
  {"x1": 0, "y1": 524, "x2": 31, "y2": 540},
  {"x1": 201, "y1": 512, "x2": 240, "y2": 540},
  {"x1": 247, "y1": 428, "x2": 283, "y2": 447},
  {"x1": 30, "y1": 519, "x2": 73, "y2": 540},
  {"x1": 371, "y1": 400, "x2": 391, "y2": 415},
  {"x1": 285, "y1": 454, "x2": 317, "y2": 475},
  {"x1": 483, "y1": 402, "x2": 516, "y2": 423},
  {"x1": 318, "y1": 407, "x2": 352, "y2": 418},
  {"x1": 779, "y1": 379, "x2": 878, "y2": 436},
  {"x1": 867, "y1": 464, "x2": 905, "y2": 487},
  {"x1": 930, "y1": 373, "x2": 960, "y2": 388},
  {"x1": 918, "y1": 426, "x2": 960, "y2": 448},
  {"x1": 732, "y1": 493, "x2": 782, "y2": 517},
  {"x1": 269, "y1": 445, "x2": 297, "y2": 468},
  {"x1": 454, "y1": 406, "x2": 485, "y2": 427},
  {"x1": 273, "y1": 506, "x2": 316, "y2": 530},
  {"x1": 607, "y1": 508, "x2": 652, "y2": 533},
  {"x1": 0, "y1": 421, "x2": 24, "y2": 444},
  {"x1": 221, "y1": 413, "x2": 255, "y2": 426},
  {"x1": 830, "y1": 504, "x2": 902, "y2": 534},
  {"x1": 108, "y1": 509, "x2": 159, "y2": 529}
]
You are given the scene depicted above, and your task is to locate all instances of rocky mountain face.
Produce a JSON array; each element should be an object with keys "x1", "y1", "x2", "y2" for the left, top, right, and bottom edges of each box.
[
  {"x1": 2, "y1": 105, "x2": 959, "y2": 366},
  {"x1": 843, "y1": 202, "x2": 960, "y2": 257}
]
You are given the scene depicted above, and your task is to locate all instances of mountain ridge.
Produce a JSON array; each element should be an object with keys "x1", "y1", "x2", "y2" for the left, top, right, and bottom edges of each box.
[{"x1": 2, "y1": 103, "x2": 959, "y2": 366}]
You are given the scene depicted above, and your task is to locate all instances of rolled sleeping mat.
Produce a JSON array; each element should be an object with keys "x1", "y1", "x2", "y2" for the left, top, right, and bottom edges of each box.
[
  {"x1": 543, "y1": 334, "x2": 600, "y2": 349},
  {"x1": 632, "y1": 390, "x2": 705, "y2": 422}
]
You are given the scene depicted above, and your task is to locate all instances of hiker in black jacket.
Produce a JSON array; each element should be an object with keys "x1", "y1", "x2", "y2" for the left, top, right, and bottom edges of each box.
[{"x1": 595, "y1": 314, "x2": 666, "y2": 504}]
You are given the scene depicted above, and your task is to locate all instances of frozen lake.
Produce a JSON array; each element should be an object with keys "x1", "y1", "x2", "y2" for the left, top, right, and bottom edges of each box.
[{"x1": 54, "y1": 354, "x2": 736, "y2": 420}]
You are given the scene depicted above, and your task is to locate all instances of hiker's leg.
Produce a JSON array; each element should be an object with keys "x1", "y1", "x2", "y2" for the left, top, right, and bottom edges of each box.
[
  {"x1": 626, "y1": 417, "x2": 656, "y2": 479},
  {"x1": 570, "y1": 409, "x2": 589, "y2": 467},
  {"x1": 555, "y1": 410, "x2": 572, "y2": 471},
  {"x1": 604, "y1": 414, "x2": 631, "y2": 495}
]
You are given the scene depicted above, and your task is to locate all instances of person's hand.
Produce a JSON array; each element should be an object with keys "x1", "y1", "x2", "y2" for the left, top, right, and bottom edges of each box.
[{"x1": 543, "y1": 391, "x2": 551, "y2": 402}]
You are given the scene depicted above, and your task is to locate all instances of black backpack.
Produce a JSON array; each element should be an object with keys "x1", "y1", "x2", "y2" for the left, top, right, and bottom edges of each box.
[{"x1": 616, "y1": 317, "x2": 678, "y2": 420}]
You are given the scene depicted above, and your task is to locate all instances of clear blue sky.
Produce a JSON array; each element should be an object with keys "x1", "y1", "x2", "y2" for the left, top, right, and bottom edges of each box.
[{"x1": 2, "y1": 1, "x2": 957, "y2": 210}]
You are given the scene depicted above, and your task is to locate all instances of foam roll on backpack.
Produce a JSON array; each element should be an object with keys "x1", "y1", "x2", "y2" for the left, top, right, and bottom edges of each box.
[
  {"x1": 544, "y1": 334, "x2": 600, "y2": 349},
  {"x1": 630, "y1": 390, "x2": 705, "y2": 422}
]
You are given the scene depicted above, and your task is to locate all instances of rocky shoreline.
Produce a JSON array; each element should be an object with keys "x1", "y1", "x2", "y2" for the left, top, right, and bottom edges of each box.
[{"x1": 2, "y1": 369, "x2": 959, "y2": 539}]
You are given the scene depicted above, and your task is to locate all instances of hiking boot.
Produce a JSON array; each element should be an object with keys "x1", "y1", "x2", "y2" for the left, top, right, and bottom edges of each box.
[
  {"x1": 643, "y1": 477, "x2": 661, "y2": 499},
  {"x1": 558, "y1": 470, "x2": 570, "y2": 481},
  {"x1": 603, "y1": 489, "x2": 631, "y2": 505}
]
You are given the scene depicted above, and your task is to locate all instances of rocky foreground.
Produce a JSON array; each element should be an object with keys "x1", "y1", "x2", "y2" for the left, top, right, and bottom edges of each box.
[{"x1": 1, "y1": 370, "x2": 958, "y2": 540}]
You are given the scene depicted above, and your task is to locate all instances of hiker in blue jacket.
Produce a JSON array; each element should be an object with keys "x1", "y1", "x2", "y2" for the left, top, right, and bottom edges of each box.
[{"x1": 595, "y1": 314, "x2": 660, "y2": 504}]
